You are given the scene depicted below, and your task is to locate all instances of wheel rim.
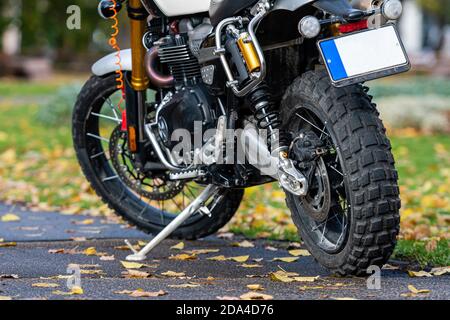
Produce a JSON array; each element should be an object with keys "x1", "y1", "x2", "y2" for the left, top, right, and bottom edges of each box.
[
  {"x1": 82, "y1": 86, "x2": 222, "y2": 227},
  {"x1": 290, "y1": 107, "x2": 350, "y2": 254}
]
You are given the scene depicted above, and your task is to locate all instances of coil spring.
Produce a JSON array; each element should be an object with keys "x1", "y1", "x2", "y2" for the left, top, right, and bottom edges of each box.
[{"x1": 248, "y1": 84, "x2": 288, "y2": 148}]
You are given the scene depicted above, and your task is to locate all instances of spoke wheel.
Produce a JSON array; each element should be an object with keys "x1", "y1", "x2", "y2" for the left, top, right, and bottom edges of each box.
[
  {"x1": 291, "y1": 108, "x2": 350, "y2": 253},
  {"x1": 72, "y1": 74, "x2": 244, "y2": 239}
]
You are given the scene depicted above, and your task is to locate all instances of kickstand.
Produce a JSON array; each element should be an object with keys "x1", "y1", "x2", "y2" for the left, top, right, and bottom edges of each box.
[{"x1": 124, "y1": 185, "x2": 219, "y2": 261}]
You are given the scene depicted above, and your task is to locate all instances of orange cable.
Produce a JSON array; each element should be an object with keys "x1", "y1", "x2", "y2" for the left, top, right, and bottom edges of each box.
[{"x1": 108, "y1": 0, "x2": 125, "y2": 112}]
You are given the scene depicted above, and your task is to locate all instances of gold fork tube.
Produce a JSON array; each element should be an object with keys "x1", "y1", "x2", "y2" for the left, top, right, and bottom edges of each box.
[{"x1": 129, "y1": 0, "x2": 149, "y2": 91}]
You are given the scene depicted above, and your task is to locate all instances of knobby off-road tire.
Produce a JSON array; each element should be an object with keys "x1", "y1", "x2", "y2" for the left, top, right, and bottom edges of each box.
[
  {"x1": 72, "y1": 74, "x2": 243, "y2": 239},
  {"x1": 281, "y1": 70, "x2": 401, "y2": 276}
]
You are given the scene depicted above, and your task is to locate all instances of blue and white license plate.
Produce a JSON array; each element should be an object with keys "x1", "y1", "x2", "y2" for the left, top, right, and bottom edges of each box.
[{"x1": 318, "y1": 25, "x2": 410, "y2": 87}]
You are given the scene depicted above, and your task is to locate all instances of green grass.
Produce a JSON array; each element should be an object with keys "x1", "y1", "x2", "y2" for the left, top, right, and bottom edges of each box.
[
  {"x1": 0, "y1": 77, "x2": 449, "y2": 267},
  {"x1": 371, "y1": 76, "x2": 450, "y2": 98},
  {"x1": 393, "y1": 239, "x2": 450, "y2": 268},
  {"x1": 0, "y1": 82, "x2": 61, "y2": 97}
]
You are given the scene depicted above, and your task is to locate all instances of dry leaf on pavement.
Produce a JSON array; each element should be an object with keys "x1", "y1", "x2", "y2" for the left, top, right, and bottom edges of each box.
[
  {"x1": 168, "y1": 283, "x2": 200, "y2": 288},
  {"x1": 272, "y1": 257, "x2": 299, "y2": 263},
  {"x1": 1, "y1": 213, "x2": 20, "y2": 222},
  {"x1": 169, "y1": 253, "x2": 197, "y2": 261},
  {"x1": 170, "y1": 242, "x2": 185, "y2": 250},
  {"x1": 161, "y1": 271, "x2": 186, "y2": 277},
  {"x1": 53, "y1": 286, "x2": 84, "y2": 296},
  {"x1": 407, "y1": 285, "x2": 430, "y2": 294},
  {"x1": 431, "y1": 267, "x2": 450, "y2": 276},
  {"x1": 247, "y1": 284, "x2": 264, "y2": 291},
  {"x1": 407, "y1": 270, "x2": 433, "y2": 278},
  {"x1": 217, "y1": 296, "x2": 240, "y2": 300},
  {"x1": 114, "y1": 289, "x2": 167, "y2": 298},
  {"x1": 122, "y1": 270, "x2": 151, "y2": 279},
  {"x1": 83, "y1": 247, "x2": 97, "y2": 256},
  {"x1": 0, "y1": 242, "x2": 17, "y2": 248},
  {"x1": 120, "y1": 261, "x2": 145, "y2": 269},
  {"x1": 229, "y1": 255, "x2": 250, "y2": 263},
  {"x1": 232, "y1": 240, "x2": 255, "y2": 248},
  {"x1": 288, "y1": 249, "x2": 310, "y2": 257},
  {"x1": 239, "y1": 264, "x2": 263, "y2": 268},
  {"x1": 240, "y1": 292, "x2": 273, "y2": 300},
  {"x1": 0, "y1": 274, "x2": 19, "y2": 279},
  {"x1": 32, "y1": 283, "x2": 60, "y2": 288},
  {"x1": 186, "y1": 249, "x2": 220, "y2": 255},
  {"x1": 100, "y1": 255, "x2": 115, "y2": 261},
  {"x1": 207, "y1": 255, "x2": 227, "y2": 261}
]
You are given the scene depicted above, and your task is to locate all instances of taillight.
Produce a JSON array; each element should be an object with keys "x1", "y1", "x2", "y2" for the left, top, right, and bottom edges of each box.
[{"x1": 338, "y1": 20, "x2": 368, "y2": 34}]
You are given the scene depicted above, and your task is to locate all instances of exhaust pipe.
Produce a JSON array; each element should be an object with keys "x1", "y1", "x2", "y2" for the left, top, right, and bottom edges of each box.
[
  {"x1": 239, "y1": 123, "x2": 279, "y2": 178},
  {"x1": 144, "y1": 47, "x2": 174, "y2": 88}
]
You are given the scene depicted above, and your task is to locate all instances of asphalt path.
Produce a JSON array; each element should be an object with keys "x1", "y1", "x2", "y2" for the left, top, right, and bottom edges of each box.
[{"x1": 0, "y1": 204, "x2": 448, "y2": 300}]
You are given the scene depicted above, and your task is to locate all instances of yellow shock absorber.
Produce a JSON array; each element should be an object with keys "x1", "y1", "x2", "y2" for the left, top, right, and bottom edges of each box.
[{"x1": 237, "y1": 32, "x2": 261, "y2": 73}]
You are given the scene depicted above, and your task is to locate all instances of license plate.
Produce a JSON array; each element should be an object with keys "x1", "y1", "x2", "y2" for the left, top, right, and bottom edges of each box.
[{"x1": 318, "y1": 25, "x2": 410, "y2": 87}]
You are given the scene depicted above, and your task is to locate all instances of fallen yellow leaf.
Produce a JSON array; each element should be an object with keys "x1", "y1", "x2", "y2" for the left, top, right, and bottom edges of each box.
[
  {"x1": 272, "y1": 257, "x2": 299, "y2": 263},
  {"x1": 408, "y1": 285, "x2": 430, "y2": 294},
  {"x1": 168, "y1": 283, "x2": 200, "y2": 288},
  {"x1": 122, "y1": 270, "x2": 151, "y2": 278},
  {"x1": 76, "y1": 219, "x2": 95, "y2": 225},
  {"x1": 170, "y1": 242, "x2": 185, "y2": 250},
  {"x1": 83, "y1": 247, "x2": 97, "y2": 256},
  {"x1": 240, "y1": 291, "x2": 273, "y2": 300},
  {"x1": 217, "y1": 296, "x2": 240, "y2": 300},
  {"x1": 431, "y1": 267, "x2": 450, "y2": 276},
  {"x1": 161, "y1": 271, "x2": 186, "y2": 277},
  {"x1": 169, "y1": 253, "x2": 197, "y2": 261},
  {"x1": 114, "y1": 289, "x2": 167, "y2": 298},
  {"x1": 32, "y1": 283, "x2": 60, "y2": 288},
  {"x1": 53, "y1": 286, "x2": 84, "y2": 296},
  {"x1": 407, "y1": 270, "x2": 433, "y2": 278},
  {"x1": 186, "y1": 249, "x2": 220, "y2": 255},
  {"x1": 207, "y1": 255, "x2": 227, "y2": 261},
  {"x1": 247, "y1": 284, "x2": 264, "y2": 291},
  {"x1": 1, "y1": 213, "x2": 20, "y2": 222},
  {"x1": 239, "y1": 264, "x2": 263, "y2": 268},
  {"x1": 292, "y1": 276, "x2": 319, "y2": 282},
  {"x1": 229, "y1": 255, "x2": 250, "y2": 263},
  {"x1": 120, "y1": 261, "x2": 145, "y2": 269},
  {"x1": 232, "y1": 240, "x2": 255, "y2": 248},
  {"x1": 100, "y1": 255, "x2": 115, "y2": 261},
  {"x1": 0, "y1": 296, "x2": 12, "y2": 300},
  {"x1": 288, "y1": 249, "x2": 310, "y2": 257},
  {"x1": 0, "y1": 242, "x2": 16, "y2": 248},
  {"x1": 269, "y1": 271, "x2": 295, "y2": 283}
]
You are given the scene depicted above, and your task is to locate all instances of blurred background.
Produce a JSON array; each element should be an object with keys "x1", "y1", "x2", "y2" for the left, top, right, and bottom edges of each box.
[{"x1": 0, "y1": 0, "x2": 448, "y2": 266}]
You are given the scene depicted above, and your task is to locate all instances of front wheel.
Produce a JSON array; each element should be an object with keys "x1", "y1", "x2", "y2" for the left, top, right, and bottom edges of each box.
[{"x1": 281, "y1": 70, "x2": 401, "y2": 276}]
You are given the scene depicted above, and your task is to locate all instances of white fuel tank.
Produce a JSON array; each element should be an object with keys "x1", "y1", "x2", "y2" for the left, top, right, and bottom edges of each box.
[{"x1": 152, "y1": 0, "x2": 210, "y2": 17}]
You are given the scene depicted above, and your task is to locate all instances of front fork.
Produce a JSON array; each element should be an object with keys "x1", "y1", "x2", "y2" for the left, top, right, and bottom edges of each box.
[{"x1": 125, "y1": 0, "x2": 149, "y2": 167}]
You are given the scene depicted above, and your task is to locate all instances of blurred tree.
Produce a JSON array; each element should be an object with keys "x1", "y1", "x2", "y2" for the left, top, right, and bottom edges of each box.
[
  {"x1": 20, "y1": 0, "x2": 110, "y2": 63},
  {"x1": 0, "y1": 0, "x2": 14, "y2": 51},
  {"x1": 417, "y1": 0, "x2": 450, "y2": 57}
]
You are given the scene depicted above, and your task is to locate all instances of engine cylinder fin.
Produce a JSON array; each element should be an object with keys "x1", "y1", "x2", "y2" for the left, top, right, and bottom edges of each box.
[{"x1": 157, "y1": 36, "x2": 202, "y2": 85}]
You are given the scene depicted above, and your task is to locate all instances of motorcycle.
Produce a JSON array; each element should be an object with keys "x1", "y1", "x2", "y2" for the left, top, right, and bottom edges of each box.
[{"x1": 73, "y1": 0, "x2": 408, "y2": 275}]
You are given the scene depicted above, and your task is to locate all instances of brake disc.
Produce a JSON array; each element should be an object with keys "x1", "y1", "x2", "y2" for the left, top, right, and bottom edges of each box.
[
  {"x1": 109, "y1": 126, "x2": 184, "y2": 201},
  {"x1": 301, "y1": 157, "x2": 332, "y2": 222}
]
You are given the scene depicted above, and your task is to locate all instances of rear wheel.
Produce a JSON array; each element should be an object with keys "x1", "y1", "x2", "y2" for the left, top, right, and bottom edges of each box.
[
  {"x1": 72, "y1": 74, "x2": 243, "y2": 239},
  {"x1": 281, "y1": 70, "x2": 401, "y2": 276}
]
